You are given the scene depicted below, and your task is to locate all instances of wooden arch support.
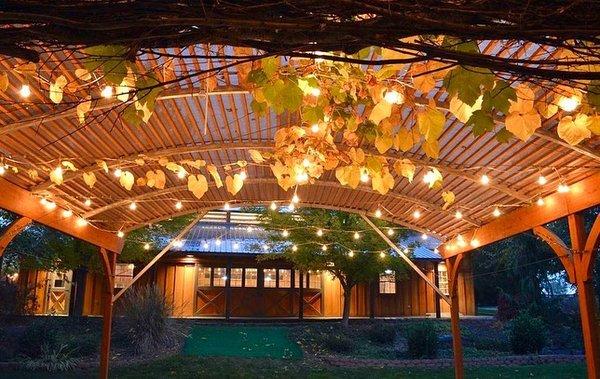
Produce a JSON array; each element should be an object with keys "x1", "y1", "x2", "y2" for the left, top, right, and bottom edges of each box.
[
  {"x1": 445, "y1": 253, "x2": 465, "y2": 379},
  {"x1": 0, "y1": 216, "x2": 32, "y2": 257},
  {"x1": 533, "y1": 226, "x2": 575, "y2": 282}
]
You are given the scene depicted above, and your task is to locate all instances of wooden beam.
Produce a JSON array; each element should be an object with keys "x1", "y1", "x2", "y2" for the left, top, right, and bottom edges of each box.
[
  {"x1": 112, "y1": 213, "x2": 204, "y2": 302},
  {"x1": 0, "y1": 177, "x2": 124, "y2": 252},
  {"x1": 442, "y1": 172, "x2": 600, "y2": 258},
  {"x1": 446, "y1": 254, "x2": 465, "y2": 379},
  {"x1": 99, "y1": 248, "x2": 116, "y2": 379},
  {"x1": 360, "y1": 213, "x2": 451, "y2": 305},
  {"x1": 0, "y1": 216, "x2": 32, "y2": 257}
]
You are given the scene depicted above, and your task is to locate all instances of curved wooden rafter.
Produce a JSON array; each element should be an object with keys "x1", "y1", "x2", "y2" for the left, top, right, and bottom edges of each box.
[
  {"x1": 532, "y1": 225, "x2": 575, "y2": 283},
  {"x1": 0, "y1": 216, "x2": 33, "y2": 257},
  {"x1": 82, "y1": 177, "x2": 481, "y2": 227},
  {"x1": 31, "y1": 141, "x2": 530, "y2": 202}
]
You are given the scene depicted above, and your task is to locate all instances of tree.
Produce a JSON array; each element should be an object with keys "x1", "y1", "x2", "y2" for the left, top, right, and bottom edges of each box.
[{"x1": 256, "y1": 207, "x2": 410, "y2": 327}]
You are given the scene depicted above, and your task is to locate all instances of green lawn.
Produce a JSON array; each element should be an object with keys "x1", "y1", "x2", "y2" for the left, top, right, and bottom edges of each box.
[
  {"x1": 477, "y1": 306, "x2": 498, "y2": 316},
  {"x1": 0, "y1": 356, "x2": 586, "y2": 378}
]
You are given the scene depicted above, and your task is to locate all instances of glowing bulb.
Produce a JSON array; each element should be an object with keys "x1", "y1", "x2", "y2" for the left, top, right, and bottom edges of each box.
[
  {"x1": 480, "y1": 174, "x2": 490, "y2": 185},
  {"x1": 282, "y1": 229, "x2": 289, "y2": 237},
  {"x1": 302, "y1": 158, "x2": 311, "y2": 168},
  {"x1": 558, "y1": 183, "x2": 570, "y2": 193},
  {"x1": 45, "y1": 201, "x2": 56, "y2": 210},
  {"x1": 177, "y1": 169, "x2": 187, "y2": 179},
  {"x1": 317, "y1": 229, "x2": 324, "y2": 237},
  {"x1": 421, "y1": 233, "x2": 428, "y2": 240},
  {"x1": 558, "y1": 95, "x2": 580, "y2": 112},
  {"x1": 0, "y1": 166, "x2": 5, "y2": 176},
  {"x1": 321, "y1": 245, "x2": 328, "y2": 251},
  {"x1": 434, "y1": 248, "x2": 439, "y2": 254},
  {"x1": 360, "y1": 171, "x2": 369, "y2": 183},
  {"x1": 175, "y1": 201, "x2": 183, "y2": 210},
  {"x1": 455, "y1": 210, "x2": 463, "y2": 219},
  {"x1": 129, "y1": 202, "x2": 137, "y2": 210},
  {"x1": 19, "y1": 84, "x2": 31, "y2": 98},
  {"x1": 233, "y1": 242, "x2": 239, "y2": 250},
  {"x1": 114, "y1": 168, "x2": 122, "y2": 178},
  {"x1": 246, "y1": 226, "x2": 253, "y2": 233},
  {"x1": 311, "y1": 123, "x2": 320, "y2": 133},
  {"x1": 538, "y1": 175, "x2": 547, "y2": 185},
  {"x1": 239, "y1": 170, "x2": 247, "y2": 180},
  {"x1": 457, "y1": 234, "x2": 467, "y2": 247},
  {"x1": 292, "y1": 245, "x2": 298, "y2": 252},
  {"x1": 174, "y1": 240, "x2": 184, "y2": 248},
  {"x1": 52, "y1": 166, "x2": 63, "y2": 178},
  {"x1": 215, "y1": 239, "x2": 221, "y2": 246},
  {"x1": 310, "y1": 87, "x2": 321, "y2": 97},
  {"x1": 62, "y1": 209, "x2": 73, "y2": 217},
  {"x1": 101, "y1": 85, "x2": 113, "y2": 98},
  {"x1": 295, "y1": 171, "x2": 308, "y2": 183},
  {"x1": 288, "y1": 203, "x2": 296, "y2": 211},
  {"x1": 144, "y1": 243, "x2": 150, "y2": 250},
  {"x1": 387, "y1": 228, "x2": 394, "y2": 236},
  {"x1": 292, "y1": 194, "x2": 300, "y2": 204},
  {"x1": 384, "y1": 90, "x2": 403, "y2": 104},
  {"x1": 84, "y1": 198, "x2": 92, "y2": 207},
  {"x1": 413, "y1": 210, "x2": 421, "y2": 219},
  {"x1": 117, "y1": 231, "x2": 124, "y2": 238},
  {"x1": 348, "y1": 251, "x2": 354, "y2": 258},
  {"x1": 493, "y1": 207, "x2": 501, "y2": 217},
  {"x1": 537, "y1": 197, "x2": 545, "y2": 206},
  {"x1": 374, "y1": 209, "x2": 382, "y2": 218},
  {"x1": 76, "y1": 218, "x2": 88, "y2": 227},
  {"x1": 270, "y1": 201, "x2": 277, "y2": 211},
  {"x1": 353, "y1": 231, "x2": 360, "y2": 240},
  {"x1": 224, "y1": 202, "x2": 231, "y2": 210},
  {"x1": 203, "y1": 242, "x2": 209, "y2": 249},
  {"x1": 379, "y1": 251, "x2": 386, "y2": 259},
  {"x1": 470, "y1": 239, "x2": 480, "y2": 248},
  {"x1": 262, "y1": 244, "x2": 268, "y2": 251}
]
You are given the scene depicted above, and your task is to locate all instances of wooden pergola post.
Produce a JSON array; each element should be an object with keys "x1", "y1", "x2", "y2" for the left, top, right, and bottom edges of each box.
[
  {"x1": 446, "y1": 253, "x2": 464, "y2": 379},
  {"x1": 99, "y1": 248, "x2": 117, "y2": 379}
]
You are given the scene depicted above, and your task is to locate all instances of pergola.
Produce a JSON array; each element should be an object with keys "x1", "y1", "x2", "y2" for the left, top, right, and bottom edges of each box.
[{"x1": 0, "y1": 11, "x2": 599, "y2": 378}]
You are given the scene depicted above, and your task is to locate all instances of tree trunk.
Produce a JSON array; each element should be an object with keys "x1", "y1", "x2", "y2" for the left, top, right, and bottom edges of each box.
[{"x1": 341, "y1": 284, "x2": 353, "y2": 328}]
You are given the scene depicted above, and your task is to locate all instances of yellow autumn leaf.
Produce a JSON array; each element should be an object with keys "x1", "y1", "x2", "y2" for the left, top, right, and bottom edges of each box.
[
  {"x1": 248, "y1": 149, "x2": 265, "y2": 163},
  {"x1": 135, "y1": 158, "x2": 145, "y2": 166},
  {"x1": 225, "y1": 174, "x2": 244, "y2": 195},
  {"x1": 0, "y1": 72, "x2": 8, "y2": 91},
  {"x1": 50, "y1": 167, "x2": 63, "y2": 185},
  {"x1": 116, "y1": 69, "x2": 135, "y2": 102},
  {"x1": 422, "y1": 139, "x2": 440, "y2": 159},
  {"x1": 348, "y1": 148, "x2": 365, "y2": 164},
  {"x1": 393, "y1": 159, "x2": 415, "y2": 182},
  {"x1": 374, "y1": 134, "x2": 394, "y2": 154},
  {"x1": 587, "y1": 115, "x2": 600, "y2": 135},
  {"x1": 27, "y1": 169, "x2": 38, "y2": 180},
  {"x1": 508, "y1": 84, "x2": 535, "y2": 114},
  {"x1": 77, "y1": 99, "x2": 92, "y2": 124},
  {"x1": 96, "y1": 160, "x2": 109, "y2": 173},
  {"x1": 557, "y1": 114, "x2": 592, "y2": 145},
  {"x1": 165, "y1": 162, "x2": 182, "y2": 173},
  {"x1": 14, "y1": 62, "x2": 36, "y2": 74},
  {"x1": 277, "y1": 175, "x2": 295, "y2": 191},
  {"x1": 158, "y1": 157, "x2": 169, "y2": 166},
  {"x1": 82, "y1": 172, "x2": 96, "y2": 189},
  {"x1": 372, "y1": 169, "x2": 395, "y2": 195},
  {"x1": 206, "y1": 164, "x2": 223, "y2": 188},
  {"x1": 449, "y1": 95, "x2": 483, "y2": 123},
  {"x1": 442, "y1": 191, "x2": 455, "y2": 210},
  {"x1": 369, "y1": 101, "x2": 392, "y2": 125},
  {"x1": 417, "y1": 106, "x2": 445, "y2": 142},
  {"x1": 49, "y1": 75, "x2": 67, "y2": 104},
  {"x1": 411, "y1": 62, "x2": 437, "y2": 93},
  {"x1": 394, "y1": 127, "x2": 418, "y2": 152},
  {"x1": 505, "y1": 111, "x2": 541, "y2": 141},
  {"x1": 154, "y1": 170, "x2": 166, "y2": 189},
  {"x1": 62, "y1": 160, "x2": 77, "y2": 171},
  {"x1": 188, "y1": 174, "x2": 208, "y2": 199},
  {"x1": 75, "y1": 68, "x2": 92, "y2": 81},
  {"x1": 119, "y1": 171, "x2": 134, "y2": 190},
  {"x1": 236, "y1": 160, "x2": 248, "y2": 168},
  {"x1": 136, "y1": 177, "x2": 147, "y2": 186}
]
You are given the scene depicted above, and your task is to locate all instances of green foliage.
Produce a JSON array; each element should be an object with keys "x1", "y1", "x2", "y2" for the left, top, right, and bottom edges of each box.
[
  {"x1": 0, "y1": 280, "x2": 38, "y2": 316},
  {"x1": 82, "y1": 44, "x2": 130, "y2": 85},
  {"x1": 467, "y1": 110, "x2": 494, "y2": 136},
  {"x1": 406, "y1": 321, "x2": 439, "y2": 358},
  {"x1": 114, "y1": 284, "x2": 178, "y2": 354},
  {"x1": 22, "y1": 343, "x2": 80, "y2": 372},
  {"x1": 367, "y1": 323, "x2": 397, "y2": 344},
  {"x1": 443, "y1": 66, "x2": 494, "y2": 106},
  {"x1": 509, "y1": 311, "x2": 547, "y2": 355}
]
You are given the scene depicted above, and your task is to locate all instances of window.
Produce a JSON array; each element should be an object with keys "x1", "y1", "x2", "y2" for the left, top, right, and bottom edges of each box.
[
  {"x1": 308, "y1": 271, "x2": 322, "y2": 289},
  {"x1": 213, "y1": 268, "x2": 227, "y2": 287},
  {"x1": 294, "y1": 270, "x2": 303, "y2": 288},
  {"x1": 114, "y1": 263, "x2": 134, "y2": 288},
  {"x1": 278, "y1": 269, "x2": 291, "y2": 288},
  {"x1": 438, "y1": 263, "x2": 449, "y2": 296},
  {"x1": 379, "y1": 271, "x2": 396, "y2": 294},
  {"x1": 198, "y1": 267, "x2": 211, "y2": 287},
  {"x1": 244, "y1": 268, "x2": 257, "y2": 287},
  {"x1": 231, "y1": 268, "x2": 243, "y2": 287},
  {"x1": 52, "y1": 272, "x2": 67, "y2": 288},
  {"x1": 264, "y1": 268, "x2": 276, "y2": 288}
]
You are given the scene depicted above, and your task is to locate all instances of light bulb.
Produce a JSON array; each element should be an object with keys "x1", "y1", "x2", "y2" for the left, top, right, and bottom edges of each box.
[
  {"x1": 413, "y1": 210, "x2": 421, "y2": 219},
  {"x1": 321, "y1": 245, "x2": 328, "y2": 251},
  {"x1": 384, "y1": 90, "x2": 403, "y2": 104},
  {"x1": 348, "y1": 251, "x2": 354, "y2": 258},
  {"x1": 470, "y1": 239, "x2": 480, "y2": 248},
  {"x1": 537, "y1": 197, "x2": 545, "y2": 206},
  {"x1": 76, "y1": 218, "x2": 88, "y2": 227},
  {"x1": 270, "y1": 201, "x2": 277, "y2": 211},
  {"x1": 224, "y1": 202, "x2": 231, "y2": 210},
  {"x1": 317, "y1": 229, "x2": 324, "y2": 237},
  {"x1": 175, "y1": 201, "x2": 183, "y2": 210},
  {"x1": 101, "y1": 85, "x2": 113, "y2": 98},
  {"x1": 387, "y1": 228, "x2": 394, "y2": 236},
  {"x1": 203, "y1": 242, "x2": 209, "y2": 249},
  {"x1": 62, "y1": 209, "x2": 73, "y2": 217},
  {"x1": 557, "y1": 183, "x2": 570, "y2": 193},
  {"x1": 302, "y1": 158, "x2": 311, "y2": 168},
  {"x1": 233, "y1": 242, "x2": 239, "y2": 250},
  {"x1": 246, "y1": 226, "x2": 253, "y2": 233},
  {"x1": 374, "y1": 209, "x2": 382, "y2": 218},
  {"x1": 52, "y1": 166, "x2": 63, "y2": 178},
  {"x1": 19, "y1": 84, "x2": 31, "y2": 98},
  {"x1": 455, "y1": 210, "x2": 463, "y2": 219},
  {"x1": 421, "y1": 233, "x2": 428, "y2": 240},
  {"x1": 379, "y1": 251, "x2": 386, "y2": 259},
  {"x1": 262, "y1": 244, "x2": 268, "y2": 251},
  {"x1": 295, "y1": 171, "x2": 308, "y2": 183},
  {"x1": 117, "y1": 231, "x2": 124, "y2": 238},
  {"x1": 310, "y1": 123, "x2": 320, "y2": 133},
  {"x1": 114, "y1": 168, "x2": 122, "y2": 178},
  {"x1": 215, "y1": 239, "x2": 221, "y2": 246},
  {"x1": 353, "y1": 231, "x2": 360, "y2": 240},
  {"x1": 288, "y1": 203, "x2": 295, "y2": 211},
  {"x1": 493, "y1": 207, "x2": 501, "y2": 217},
  {"x1": 0, "y1": 166, "x2": 5, "y2": 176},
  {"x1": 457, "y1": 234, "x2": 467, "y2": 247},
  {"x1": 129, "y1": 202, "x2": 137, "y2": 210},
  {"x1": 177, "y1": 169, "x2": 186, "y2": 179},
  {"x1": 538, "y1": 175, "x2": 547, "y2": 185},
  {"x1": 292, "y1": 194, "x2": 299, "y2": 204},
  {"x1": 144, "y1": 243, "x2": 150, "y2": 250},
  {"x1": 84, "y1": 198, "x2": 92, "y2": 207},
  {"x1": 558, "y1": 95, "x2": 580, "y2": 112},
  {"x1": 282, "y1": 229, "x2": 289, "y2": 237},
  {"x1": 360, "y1": 171, "x2": 369, "y2": 183},
  {"x1": 292, "y1": 245, "x2": 298, "y2": 252},
  {"x1": 310, "y1": 87, "x2": 321, "y2": 97},
  {"x1": 239, "y1": 170, "x2": 247, "y2": 180},
  {"x1": 480, "y1": 174, "x2": 490, "y2": 185},
  {"x1": 45, "y1": 201, "x2": 56, "y2": 210}
]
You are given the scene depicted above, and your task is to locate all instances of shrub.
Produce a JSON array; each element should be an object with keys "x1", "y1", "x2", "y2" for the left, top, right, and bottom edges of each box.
[
  {"x1": 367, "y1": 323, "x2": 396, "y2": 344},
  {"x1": 406, "y1": 321, "x2": 438, "y2": 359},
  {"x1": 19, "y1": 318, "x2": 60, "y2": 357},
  {"x1": 509, "y1": 311, "x2": 547, "y2": 355},
  {"x1": 321, "y1": 332, "x2": 356, "y2": 353},
  {"x1": 496, "y1": 291, "x2": 518, "y2": 321},
  {"x1": 0, "y1": 280, "x2": 38, "y2": 316},
  {"x1": 22, "y1": 343, "x2": 80, "y2": 372},
  {"x1": 114, "y1": 284, "x2": 177, "y2": 354}
]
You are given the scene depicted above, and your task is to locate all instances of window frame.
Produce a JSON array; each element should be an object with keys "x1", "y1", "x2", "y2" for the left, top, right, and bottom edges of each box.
[{"x1": 379, "y1": 271, "x2": 396, "y2": 294}]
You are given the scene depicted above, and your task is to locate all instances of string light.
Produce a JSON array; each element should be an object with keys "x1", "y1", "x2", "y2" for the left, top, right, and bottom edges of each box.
[
  {"x1": 470, "y1": 239, "x2": 480, "y2": 248},
  {"x1": 383, "y1": 90, "x2": 403, "y2": 104},
  {"x1": 537, "y1": 197, "x2": 545, "y2": 206},
  {"x1": 379, "y1": 251, "x2": 386, "y2": 259},
  {"x1": 316, "y1": 229, "x2": 324, "y2": 237},
  {"x1": 246, "y1": 226, "x2": 253, "y2": 233},
  {"x1": 282, "y1": 229, "x2": 289, "y2": 237},
  {"x1": 292, "y1": 194, "x2": 300, "y2": 204},
  {"x1": 62, "y1": 209, "x2": 73, "y2": 217},
  {"x1": 239, "y1": 170, "x2": 248, "y2": 180},
  {"x1": 175, "y1": 201, "x2": 183, "y2": 210},
  {"x1": 360, "y1": 170, "x2": 369, "y2": 183},
  {"x1": 295, "y1": 171, "x2": 309, "y2": 183},
  {"x1": 52, "y1": 166, "x2": 63, "y2": 179},
  {"x1": 353, "y1": 231, "x2": 360, "y2": 240},
  {"x1": 480, "y1": 174, "x2": 490, "y2": 185},
  {"x1": 310, "y1": 87, "x2": 321, "y2": 97},
  {"x1": 292, "y1": 245, "x2": 298, "y2": 252},
  {"x1": 174, "y1": 239, "x2": 184, "y2": 248},
  {"x1": 374, "y1": 209, "x2": 382, "y2": 218},
  {"x1": 233, "y1": 242, "x2": 239, "y2": 250},
  {"x1": 101, "y1": 85, "x2": 113, "y2": 98},
  {"x1": 117, "y1": 231, "x2": 125, "y2": 238},
  {"x1": 0, "y1": 166, "x2": 5, "y2": 176},
  {"x1": 311, "y1": 123, "x2": 320, "y2": 133},
  {"x1": 224, "y1": 202, "x2": 231, "y2": 210},
  {"x1": 348, "y1": 251, "x2": 354, "y2": 258},
  {"x1": 177, "y1": 169, "x2": 187, "y2": 179},
  {"x1": 129, "y1": 202, "x2": 137, "y2": 210},
  {"x1": 456, "y1": 234, "x2": 467, "y2": 247},
  {"x1": 421, "y1": 233, "x2": 428, "y2": 240},
  {"x1": 387, "y1": 228, "x2": 394, "y2": 236},
  {"x1": 321, "y1": 244, "x2": 328, "y2": 251},
  {"x1": 557, "y1": 183, "x2": 570, "y2": 193},
  {"x1": 412, "y1": 210, "x2": 421, "y2": 219},
  {"x1": 203, "y1": 242, "x2": 209, "y2": 249},
  {"x1": 262, "y1": 244, "x2": 269, "y2": 251},
  {"x1": 493, "y1": 207, "x2": 501, "y2": 217},
  {"x1": 84, "y1": 198, "x2": 92, "y2": 207},
  {"x1": 45, "y1": 200, "x2": 56, "y2": 210},
  {"x1": 144, "y1": 243, "x2": 151, "y2": 250},
  {"x1": 538, "y1": 175, "x2": 547, "y2": 185},
  {"x1": 19, "y1": 84, "x2": 31, "y2": 98},
  {"x1": 557, "y1": 95, "x2": 580, "y2": 112},
  {"x1": 114, "y1": 168, "x2": 122, "y2": 178},
  {"x1": 215, "y1": 239, "x2": 221, "y2": 246},
  {"x1": 288, "y1": 202, "x2": 296, "y2": 211},
  {"x1": 454, "y1": 210, "x2": 463, "y2": 219},
  {"x1": 270, "y1": 201, "x2": 277, "y2": 211},
  {"x1": 76, "y1": 218, "x2": 88, "y2": 227}
]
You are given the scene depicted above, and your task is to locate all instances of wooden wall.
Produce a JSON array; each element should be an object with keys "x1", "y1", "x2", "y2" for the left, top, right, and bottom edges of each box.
[{"x1": 17, "y1": 269, "x2": 48, "y2": 314}]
